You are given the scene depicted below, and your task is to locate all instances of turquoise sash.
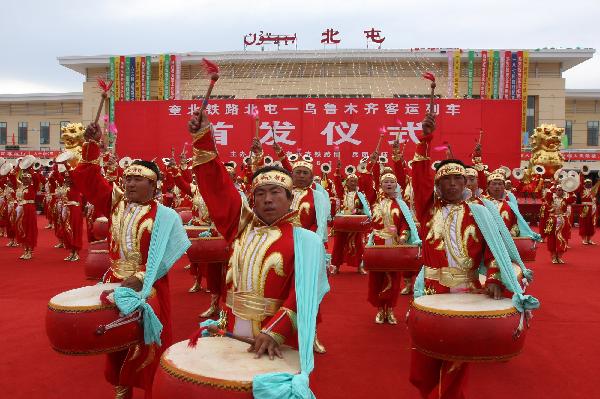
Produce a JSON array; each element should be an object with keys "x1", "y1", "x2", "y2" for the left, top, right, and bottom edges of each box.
[
  {"x1": 114, "y1": 204, "x2": 191, "y2": 345},
  {"x1": 253, "y1": 227, "x2": 330, "y2": 399}
]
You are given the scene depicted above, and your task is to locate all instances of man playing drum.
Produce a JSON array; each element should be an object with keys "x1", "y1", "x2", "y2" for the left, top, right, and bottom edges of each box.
[
  {"x1": 66, "y1": 123, "x2": 189, "y2": 399},
  {"x1": 187, "y1": 110, "x2": 328, "y2": 374},
  {"x1": 409, "y1": 113, "x2": 514, "y2": 399},
  {"x1": 367, "y1": 169, "x2": 421, "y2": 324}
]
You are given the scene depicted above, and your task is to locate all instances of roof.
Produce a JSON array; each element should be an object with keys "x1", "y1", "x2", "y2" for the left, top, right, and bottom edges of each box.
[
  {"x1": 58, "y1": 48, "x2": 596, "y2": 75},
  {"x1": 0, "y1": 92, "x2": 83, "y2": 103},
  {"x1": 565, "y1": 89, "x2": 600, "y2": 100}
]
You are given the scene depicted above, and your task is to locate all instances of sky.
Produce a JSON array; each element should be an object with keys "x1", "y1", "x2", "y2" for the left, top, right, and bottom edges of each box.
[{"x1": 0, "y1": 0, "x2": 598, "y2": 94}]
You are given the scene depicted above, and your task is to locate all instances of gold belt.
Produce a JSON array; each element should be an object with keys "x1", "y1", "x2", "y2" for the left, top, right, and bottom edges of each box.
[
  {"x1": 582, "y1": 202, "x2": 594, "y2": 206},
  {"x1": 64, "y1": 201, "x2": 80, "y2": 206},
  {"x1": 423, "y1": 266, "x2": 478, "y2": 288},
  {"x1": 226, "y1": 291, "x2": 283, "y2": 322},
  {"x1": 110, "y1": 259, "x2": 140, "y2": 280},
  {"x1": 18, "y1": 200, "x2": 35, "y2": 205}
]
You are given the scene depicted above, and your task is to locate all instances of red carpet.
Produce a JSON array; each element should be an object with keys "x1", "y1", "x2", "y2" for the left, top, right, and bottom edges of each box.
[{"x1": 0, "y1": 216, "x2": 599, "y2": 398}]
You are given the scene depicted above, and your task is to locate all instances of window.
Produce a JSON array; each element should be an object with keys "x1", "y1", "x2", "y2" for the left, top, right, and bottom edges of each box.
[
  {"x1": 587, "y1": 121, "x2": 599, "y2": 146},
  {"x1": 18, "y1": 122, "x2": 28, "y2": 145},
  {"x1": 59, "y1": 121, "x2": 69, "y2": 144},
  {"x1": 526, "y1": 96, "x2": 537, "y2": 137},
  {"x1": 0, "y1": 122, "x2": 6, "y2": 145},
  {"x1": 40, "y1": 122, "x2": 50, "y2": 145},
  {"x1": 565, "y1": 120, "x2": 573, "y2": 145}
]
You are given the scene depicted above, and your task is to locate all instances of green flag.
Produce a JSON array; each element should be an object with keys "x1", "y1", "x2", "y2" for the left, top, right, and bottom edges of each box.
[{"x1": 561, "y1": 133, "x2": 569, "y2": 149}]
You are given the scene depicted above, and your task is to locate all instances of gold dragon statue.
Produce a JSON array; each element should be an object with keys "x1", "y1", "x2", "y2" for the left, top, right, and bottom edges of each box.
[
  {"x1": 524, "y1": 123, "x2": 565, "y2": 182},
  {"x1": 58, "y1": 122, "x2": 85, "y2": 168}
]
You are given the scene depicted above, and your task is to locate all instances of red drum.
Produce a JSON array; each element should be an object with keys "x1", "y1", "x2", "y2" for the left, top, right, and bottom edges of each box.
[
  {"x1": 84, "y1": 240, "x2": 109, "y2": 280},
  {"x1": 46, "y1": 283, "x2": 157, "y2": 355},
  {"x1": 185, "y1": 226, "x2": 229, "y2": 264},
  {"x1": 407, "y1": 293, "x2": 526, "y2": 362},
  {"x1": 92, "y1": 217, "x2": 109, "y2": 241},
  {"x1": 513, "y1": 237, "x2": 537, "y2": 262},
  {"x1": 332, "y1": 215, "x2": 371, "y2": 233},
  {"x1": 363, "y1": 244, "x2": 422, "y2": 272},
  {"x1": 178, "y1": 208, "x2": 193, "y2": 225},
  {"x1": 153, "y1": 337, "x2": 300, "y2": 399}
]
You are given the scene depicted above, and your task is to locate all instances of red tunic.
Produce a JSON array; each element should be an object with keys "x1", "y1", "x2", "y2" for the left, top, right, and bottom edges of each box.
[
  {"x1": 15, "y1": 183, "x2": 38, "y2": 249},
  {"x1": 544, "y1": 191, "x2": 575, "y2": 254},
  {"x1": 191, "y1": 126, "x2": 299, "y2": 347},
  {"x1": 331, "y1": 170, "x2": 369, "y2": 268},
  {"x1": 579, "y1": 182, "x2": 600, "y2": 237},
  {"x1": 62, "y1": 185, "x2": 84, "y2": 251},
  {"x1": 71, "y1": 141, "x2": 171, "y2": 395},
  {"x1": 367, "y1": 195, "x2": 410, "y2": 308}
]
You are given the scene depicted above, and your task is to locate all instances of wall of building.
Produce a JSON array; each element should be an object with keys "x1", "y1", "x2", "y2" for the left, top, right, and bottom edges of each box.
[
  {"x1": 0, "y1": 101, "x2": 82, "y2": 151},
  {"x1": 565, "y1": 98, "x2": 600, "y2": 148}
]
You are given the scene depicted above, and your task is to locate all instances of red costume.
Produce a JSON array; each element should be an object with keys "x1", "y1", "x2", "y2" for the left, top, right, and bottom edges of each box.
[
  {"x1": 15, "y1": 178, "x2": 38, "y2": 257},
  {"x1": 71, "y1": 141, "x2": 172, "y2": 397},
  {"x1": 579, "y1": 181, "x2": 600, "y2": 241},
  {"x1": 61, "y1": 183, "x2": 84, "y2": 257},
  {"x1": 409, "y1": 135, "x2": 504, "y2": 399},
  {"x1": 190, "y1": 124, "x2": 300, "y2": 347},
  {"x1": 544, "y1": 189, "x2": 576, "y2": 261}
]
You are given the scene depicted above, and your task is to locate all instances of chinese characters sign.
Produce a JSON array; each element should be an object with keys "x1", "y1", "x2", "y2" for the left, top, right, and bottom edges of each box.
[{"x1": 115, "y1": 98, "x2": 523, "y2": 169}]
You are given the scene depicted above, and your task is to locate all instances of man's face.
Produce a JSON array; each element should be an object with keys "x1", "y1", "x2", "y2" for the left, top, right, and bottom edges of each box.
[
  {"x1": 21, "y1": 175, "x2": 32, "y2": 186},
  {"x1": 488, "y1": 180, "x2": 505, "y2": 200},
  {"x1": 465, "y1": 175, "x2": 478, "y2": 192},
  {"x1": 292, "y1": 167, "x2": 312, "y2": 188},
  {"x1": 555, "y1": 186, "x2": 564, "y2": 197},
  {"x1": 381, "y1": 177, "x2": 397, "y2": 196},
  {"x1": 505, "y1": 181, "x2": 512, "y2": 190},
  {"x1": 346, "y1": 177, "x2": 358, "y2": 191},
  {"x1": 585, "y1": 181, "x2": 592, "y2": 188},
  {"x1": 253, "y1": 183, "x2": 292, "y2": 225},
  {"x1": 436, "y1": 174, "x2": 466, "y2": 203},
  {"x1": 124, "y1": 175, "x2": 156, "y2": 204},
  {"x1": 313, "y1": 176, "x2": 322, "y2": 185}
]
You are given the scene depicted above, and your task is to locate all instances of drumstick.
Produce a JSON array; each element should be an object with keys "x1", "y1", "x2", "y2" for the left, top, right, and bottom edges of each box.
[{"x1": 206, "y1": 324, "x2": 255, "y2": 345}]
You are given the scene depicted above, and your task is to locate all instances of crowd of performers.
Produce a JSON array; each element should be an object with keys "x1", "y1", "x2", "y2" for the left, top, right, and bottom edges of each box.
[{"x1": 2, "y1": 110, "x2": 599, "y2": 399}]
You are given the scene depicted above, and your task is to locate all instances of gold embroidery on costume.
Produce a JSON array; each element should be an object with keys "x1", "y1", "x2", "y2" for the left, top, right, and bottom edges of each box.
[{"x1": 259, "y1": 252, "x2": 285, "y2": 294}]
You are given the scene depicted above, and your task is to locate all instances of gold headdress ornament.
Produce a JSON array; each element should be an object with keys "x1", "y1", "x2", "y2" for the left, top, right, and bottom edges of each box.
[
  {"x1": 292, "y1": 154, "x2": 313, "y2": 173},
  {"x1": 464, "y1": 167, "x2": 478, "y2": 177},
  {"x1": 380, "y1": 172, "x2": 397, "y2": 183},
  {"x1": 487, "y1": 169, "x2": 506, "y2": 184},
  {"x1": 584, "y1": 178, "x2": 592, "y2": 183},
  {"x1": 252, "y1": 170, "x2": 293, "y2": 192},
  {"x1": 434, "y1": 162, "x2": 466, "y2": 181},
  {"x1": 123, "y1": 164, "x2": 158, "y2": 182}
]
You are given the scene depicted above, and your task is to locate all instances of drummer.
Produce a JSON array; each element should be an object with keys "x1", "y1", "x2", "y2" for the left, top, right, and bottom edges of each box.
[
  {"x1": 15, "y1": 171, "x2": 38, "y2": 260},
  {"x1": 543, "y1": 182, "x2": 576, "y2": 264},
  {"x1": 187, "y1": 110, "x2": 328, "y2": 376},
  {"x1": 329, "y1": 159, "x2": 372, "y2": 275},
  {"x1": 367, "y1": 168, "x2": 421, "y2": 324},
  {"x1": 67, "y1": 122, "x2": 190, "y2": 399},
  {"x1": 408, "y1": 113, "x2": 523, "y2": 399}
]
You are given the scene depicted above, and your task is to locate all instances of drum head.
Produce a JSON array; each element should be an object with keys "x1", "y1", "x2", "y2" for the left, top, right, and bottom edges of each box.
[
  {"x1": 413, "y1": 293, "x2": 515, "y2": 315},
  {"x1": 161, "y1": 338, "x2": 300, "y2": 388},
  {"x1": 49, "y1": 283, "x2": 121, "y2": 308}
]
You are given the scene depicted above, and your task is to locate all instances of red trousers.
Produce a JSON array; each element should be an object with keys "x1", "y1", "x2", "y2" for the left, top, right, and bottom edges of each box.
[
  {"x1": 16, "y1": 204, "x2": 37, "y2": 249},
  {"x1": 410, "y1": 350, "x2": 468, "y2": 399},
  {"x1": 64, "y1": 205, "x2": 83, "y2": 251},
  {"x1": 579, "y1": 205, "x2": 596, "y2": 237},
  {"x1": 331, "y1": 231, "x2": 365, "y2": 268},
  {"x1": 368, "y1": 271, "x2": 401, "y2": 308}
]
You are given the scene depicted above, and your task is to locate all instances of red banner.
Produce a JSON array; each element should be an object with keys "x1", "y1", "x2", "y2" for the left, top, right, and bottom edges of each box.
[
  {"x1": 521, "y1": 151, "x2": 600, "y2": 161},
  {"x1": 114, "y1": 99, "x2": 522, "y2": 169},
  {"x1": 0, "y1": 150, "x2": 60, "y2": 158}
]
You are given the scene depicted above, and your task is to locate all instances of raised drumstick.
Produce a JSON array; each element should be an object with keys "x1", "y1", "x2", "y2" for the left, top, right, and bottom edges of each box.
[
  {"x1": 206, "y1": 323, "x2": 255, "y2": 345},
  {"x1": 422, "y1": 72, "x2": 437, "y2": 113},
  {"x1": 199, "y1": 58, "x2": 220, "y2": 113},
  {"x1": 95, "y1": 78, "x2": 113, "y2": 124}
]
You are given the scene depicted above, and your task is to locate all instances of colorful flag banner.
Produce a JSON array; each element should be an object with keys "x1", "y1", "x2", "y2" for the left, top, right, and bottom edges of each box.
[
  {"x1": 135, "y1": 56, "x2": 142, "y2": 101},
  {"x1": 145, "y1": 56, "x2": 152, "y2": 100},
  {"x1": 129, "y1": 57, "x2": 135, "y2": 101},
  {"x1": 447, "y1": 52, "x2": 453, "y2": 98},
  {"x1": 169, "y1": 55, "x2": 176, "y2": 100},
  {"x1": 109, "y1": 56, "x2": 115, "y2": 122},
  {"x1": 480, "y1": 50, "x2": 488, "y2": 98},
  {"x1": 494, "y1": 51, "x2": 504, "y2": 100},
  {"x1": 498, "y1": 52, "x2": 505, "y2": 100},
  {"x1": 510, "y1": 52, "x2": 518, "y2": 99},
  {"x1": 467, "y1": 50, "x2": 474, "y2": 98},
  {"x1": 119, "y1": 56, "x2": 125, "y2": 101},
  {"x1": 453, "y1": 50, "x2": 461, "y2": 98},
  {"x1": 503, "y1": 51, "x2": 512, "y2": 99},
  {"x1": 516, "y1": 51, "x2": 523, "y2": 100},
  {"x1": 158, "y1": 56, "x2": 165, "y2": 100},
  {"x1": 175, "y1": 55, "x2": 182, "y2": 100},
  {"x1": 521, "y1": 51, "x2": 529, "y2": 133},
  {"x1": 163, "y1": 54, "x2": 171, "y2": 100},
  {"x1": 124, "y1": 57, "x2": 131, "y2": 101},
  {"x1": 140, "y1": 56, "x2": 146, "y2": 101},
  {"x1": 486, "y1": 50, "x2": 494, "y2": 99}
]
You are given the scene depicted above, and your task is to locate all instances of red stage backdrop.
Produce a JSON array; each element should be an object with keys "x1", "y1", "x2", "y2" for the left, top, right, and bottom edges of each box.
[{"x1": 115, "y1": 99, "x2": 522, "y2": 169}]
